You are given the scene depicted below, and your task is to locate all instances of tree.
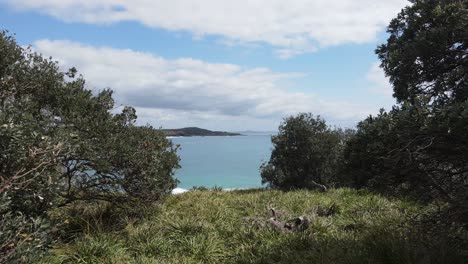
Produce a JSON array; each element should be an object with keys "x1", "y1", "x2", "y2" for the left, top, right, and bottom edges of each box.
[
  {"x1": 377, "y1": 0, "x2": 468, "y2": 105},
  {"x1": 345, "y1": 103, "x2": 468, "y2": 221},
  {"x1": 344, "y1": 106, "x2": 429, "y2": 195},
  {"x1": 346, "y1": 0, "x2": 468, "y2": 225},
  {"x1": 260, "y1": 113, "x2": 347, "y2": 191},
  {"x1": 376, "y1": 0, "x2": 468, "y2": 222},
  {"x1": 0, "y1": 31, "x2": 180, "y2": 261}
]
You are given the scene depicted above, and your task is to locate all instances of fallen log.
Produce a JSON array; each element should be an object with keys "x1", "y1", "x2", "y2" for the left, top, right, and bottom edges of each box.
[{"x1": 268, "y1": 207, "x2": 310, "y2": 233}]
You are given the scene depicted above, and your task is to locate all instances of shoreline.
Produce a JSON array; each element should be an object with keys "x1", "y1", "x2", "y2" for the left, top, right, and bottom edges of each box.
[
  {"x1": 171, "y1": 187, "x2": 261, "y2": 194},
  {"x1": 166, "y1": 135, "x2": 244, "y2": 138}
]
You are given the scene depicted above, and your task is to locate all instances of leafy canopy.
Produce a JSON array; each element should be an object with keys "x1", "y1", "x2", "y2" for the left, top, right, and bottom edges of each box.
[
  {"x1": 346, "y1": 0, "x2": 468, "y2": 225},
  {"x1": 261, "y1": 113, "x2": 350, "y2": 191},
  {"x1": 377, "y1": 0, "x2": 468, "y2": 105},
  {"x1": 0, "y1": 31, "x2": 180, "y2": 261}
]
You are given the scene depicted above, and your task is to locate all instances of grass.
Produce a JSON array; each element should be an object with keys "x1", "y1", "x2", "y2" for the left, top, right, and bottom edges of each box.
[{"x1": 43, "y1": 188, "x2": 466, "y2": 263}]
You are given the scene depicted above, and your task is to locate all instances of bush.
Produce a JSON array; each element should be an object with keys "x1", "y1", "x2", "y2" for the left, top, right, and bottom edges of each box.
[
  {"x1": 0, "y1": 193, "x2": 52, "y2": 263},
  {"x1": 344, "y1": 102, "x2": 468, "y2": 225},
  {"x1": 0, "y1": 31, "x2": 180, "y2": 261},
  {"x1": 260, "y1": 113, "x2": 352, "y2": 191},
  {"x1": 344, "y1": 0, "x2": 468, "y2": 227},
  {"x1": 1, "y1": 30, "x2": 180, "y2": 207},
  {"x1": 345, "y1": 104, "x2": 468, "y2": 229}
]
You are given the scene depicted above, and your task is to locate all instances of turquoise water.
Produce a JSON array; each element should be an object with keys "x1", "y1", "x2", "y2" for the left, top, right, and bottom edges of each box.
[{"x1": 170, "y1": 135, "x2": 273, "y2": 189}]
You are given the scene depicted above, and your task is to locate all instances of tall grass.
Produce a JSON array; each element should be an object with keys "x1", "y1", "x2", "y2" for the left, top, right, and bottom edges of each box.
[{"x1": 44, "y1": 188, "x2": 466, "y2": 263}]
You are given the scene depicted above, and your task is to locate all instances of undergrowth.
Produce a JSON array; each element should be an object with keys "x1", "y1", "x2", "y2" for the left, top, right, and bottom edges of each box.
[{"x1": 43, "y1": 188, "x2": 467, "y2": 264}]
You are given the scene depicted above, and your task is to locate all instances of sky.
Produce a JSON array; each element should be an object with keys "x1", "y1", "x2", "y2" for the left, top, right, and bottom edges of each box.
[{"x1": 0, "y1": 0, "x2": 408, "y2": 131}]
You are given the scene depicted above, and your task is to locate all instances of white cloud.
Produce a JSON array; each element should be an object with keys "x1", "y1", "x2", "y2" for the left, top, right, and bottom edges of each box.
[
  {"x1": 8, "y1": 0, "x2": 408, "y2": 57},
  {"x1": 366, "y1": 62, "x2": 393, "y2": 96},
  {"x1": 33, "y1": 39, "x2": 375, "y2": 130}
]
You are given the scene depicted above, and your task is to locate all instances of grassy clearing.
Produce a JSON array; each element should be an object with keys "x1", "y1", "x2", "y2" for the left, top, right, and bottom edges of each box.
[{"x1": 44, "y1": 188, "x2": 465, "y2": 263}]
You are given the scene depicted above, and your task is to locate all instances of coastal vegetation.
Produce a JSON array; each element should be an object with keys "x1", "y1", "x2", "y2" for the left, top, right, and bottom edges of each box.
[
  {"x1": 41, "y1": 189, "x2": 466, "y2": 263},
  {"x1": 0, "y1": 31, "x2": 179, "y2": 262},
  {"x1": 260, "y1": 114, "x2": 353, "y2": 191},
  {"x1": 1, "y1": 0, "x2": 468, "y2": 263},
  {"x1": 262, "y1": 0, "x2": 468, "y2": 228}
]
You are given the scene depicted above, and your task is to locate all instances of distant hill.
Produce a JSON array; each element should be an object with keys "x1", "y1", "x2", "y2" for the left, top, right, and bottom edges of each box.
[
  {"x1": 162, "y1": 127, "x2": 242, "y2": 137},
  {"x1": 236, "y1": 130, "x2": 277, "y2": 136}
]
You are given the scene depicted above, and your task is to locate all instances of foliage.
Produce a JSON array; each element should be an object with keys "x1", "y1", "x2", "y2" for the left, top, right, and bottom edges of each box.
[
  {"x1": 43, "y1": 189, "x2": 467, "y2": 263},
  {"x1": 345, "y1": 102, "x2": 468, "y2": 224},
  {"x1": 376, "y1": 0, "x2": 468, "y2": 105},
  {"x1": 1, "y1": 30, "x2": 179, "y2": 207},
  {"x1": 0, "y1": 31, "x2": 180, "y2": 261},
  {"x1": 261, "y1": 113, "x2": 352, "y2": 191},
  {"x1": 344, "y1": 0, "x2": 468, "y2": 226},
  {"x1": 0, "y1": 193, "x2": 52, "y2": 263}
]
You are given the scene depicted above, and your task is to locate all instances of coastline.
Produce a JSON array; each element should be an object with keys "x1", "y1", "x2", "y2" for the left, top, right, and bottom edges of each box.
[
  {"x1": 171, "y1": 187, "x2": 260, "y2": 195},
  {"x1": 166, "y1": 135, "x2": 244, "y2": 138}
]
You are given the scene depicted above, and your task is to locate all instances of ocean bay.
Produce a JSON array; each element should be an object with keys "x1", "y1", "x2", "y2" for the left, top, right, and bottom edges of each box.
[{"x1": 170, "y1": 134, "x2": 273, "y2": 189}]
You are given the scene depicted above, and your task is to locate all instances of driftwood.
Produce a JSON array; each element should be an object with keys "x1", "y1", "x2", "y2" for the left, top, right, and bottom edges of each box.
[
  {"x1": 267, "y1": 207, "x2": 310, "y2": 233},
  {"x1": 313, "y1": 203, "x2": 337, "y2": 217},
  {"x1": 309, "y1": 180, "x2": 328, "y2": 192}
]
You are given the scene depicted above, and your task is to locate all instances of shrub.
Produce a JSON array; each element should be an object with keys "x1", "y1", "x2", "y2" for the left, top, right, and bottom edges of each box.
[
  {"x1": 0, "y1": 30, "x2": 180, "y2": 261},
  {"x1": 0, "y1": 193, "x2": 52, "y2": 263},
  {"x1": 260, "y1": 113, "x2": 351, "y2": 191},
  {"x1": 345, "y1": 0, "x2": 468, "y2": 226}
]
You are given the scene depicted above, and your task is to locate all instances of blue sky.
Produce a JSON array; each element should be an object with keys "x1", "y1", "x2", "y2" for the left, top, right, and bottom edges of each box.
[{"x1": 0, "y1": 0, "x2": 408, "y2": 131}]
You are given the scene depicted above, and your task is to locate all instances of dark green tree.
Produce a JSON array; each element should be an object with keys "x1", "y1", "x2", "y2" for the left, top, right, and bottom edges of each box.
[
  {"x1": 260, "y1": 113, "x2": 347, "y2": 191},
  {"x1": 377, "y1": 0, "x2": 468, "y2": 105},
  {"x1": 0, "y1": 31, "x2": 180, "y2": 261},
  {"x1": 346, "y1": 0, "x2": 468, "y2": 225}
]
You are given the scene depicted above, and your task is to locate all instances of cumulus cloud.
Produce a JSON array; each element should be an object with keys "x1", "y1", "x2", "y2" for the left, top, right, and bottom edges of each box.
[
  {"x1": 33, "y1": 39, "x2": 375, "y2": 130},
  {"x1": 8, "y1": 0, "x2": 408, "y2": 57},
  {"x1": 366, "y1": 62, "x2": 393, "y2": 96}
]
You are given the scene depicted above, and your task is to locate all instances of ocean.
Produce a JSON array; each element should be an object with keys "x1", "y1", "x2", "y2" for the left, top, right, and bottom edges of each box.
[{"x1": 170, "y1": 134, "x2": 273, "y2": 190}]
